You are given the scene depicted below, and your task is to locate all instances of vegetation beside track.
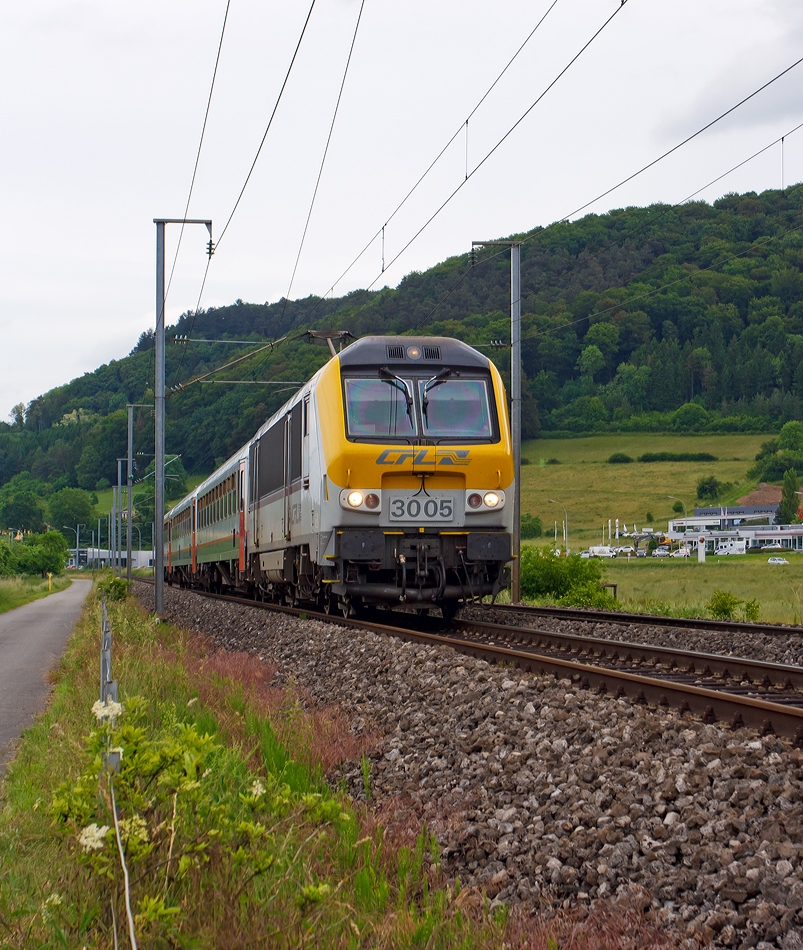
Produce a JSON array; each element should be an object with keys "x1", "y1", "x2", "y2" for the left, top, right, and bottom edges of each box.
[
  {"x1": 0, "y1": 575, "x2": 71, "y2": 615},
  {"x1": 0, "y1": 581, "x2": 681, "y2": 948}
]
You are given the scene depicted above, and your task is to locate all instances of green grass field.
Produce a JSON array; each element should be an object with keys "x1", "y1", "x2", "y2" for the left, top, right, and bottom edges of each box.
[
  {"x1": 522, "y1": 433, "x2": 768, "y2": 548},
  {"x1": 596, "y1": 554, "x2": 803, "y2": 624},
  {"x1": 93, "y1": 474, "x2": 207, "y2": 517}
]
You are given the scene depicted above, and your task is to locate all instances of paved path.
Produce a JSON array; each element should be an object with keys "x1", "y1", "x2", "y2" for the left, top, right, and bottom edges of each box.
[{"x1": 0, "y1": 580, "x2": 92, "y2": 776}]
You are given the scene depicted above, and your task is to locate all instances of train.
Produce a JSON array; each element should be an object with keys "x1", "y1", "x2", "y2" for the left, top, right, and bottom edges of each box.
[{"x1": 164, "y1": 335, "x2": 514, "y2": 618}]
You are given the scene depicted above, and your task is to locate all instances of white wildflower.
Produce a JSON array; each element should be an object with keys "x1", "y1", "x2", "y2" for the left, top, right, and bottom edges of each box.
[
  {"x1": 119, "y1": 814, "x2": 149, "y2": 844},
  {"x1": 91, "y1": 698, "x2": 124, "y2": 723},
  {"x1": 201, "y1": 768, "x2": 212, "y2": 779},
  {"x1": 40, "y1": 893, "x2": 62, "y2": 921},
  {"x1": 250, "y1": 779, "x2": 266, "y2": 799},
  {"x1": 78, "y1": 823, "x2": 110, "y2": 853},
  {"x1": 187, "y1": 697, "x2": 198, "y2": 707}
]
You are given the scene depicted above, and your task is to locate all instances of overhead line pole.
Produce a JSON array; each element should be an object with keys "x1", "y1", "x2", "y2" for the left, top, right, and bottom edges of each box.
[
  {"x1": 154, "y1": 218, "x2": 212, "y2": 617},
  {"x1": 127, "y1": 404, "x2": 152, "y2": 583},
  {"x1": 472, "y1": 240, "x2": 522, "y2": 602}
]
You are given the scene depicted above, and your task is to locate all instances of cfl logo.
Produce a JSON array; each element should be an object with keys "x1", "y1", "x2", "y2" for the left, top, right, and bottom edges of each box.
[{"x1": 375, "y1": 449, "x2": 471, "y2": 466}]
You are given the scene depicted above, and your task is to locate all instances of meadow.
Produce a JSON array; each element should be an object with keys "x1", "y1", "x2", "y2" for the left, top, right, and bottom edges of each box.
[
  {"x1": 600, "y1": 555, "x2": 803, "y2": 624},
  {"x1": 521, "y1": 433, "x2": 769, "y2": 548}
]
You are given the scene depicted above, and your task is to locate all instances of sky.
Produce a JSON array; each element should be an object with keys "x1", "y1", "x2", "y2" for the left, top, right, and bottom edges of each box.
[{"x1": 2, "y1": 0, "x2": 802, "y2": 419}]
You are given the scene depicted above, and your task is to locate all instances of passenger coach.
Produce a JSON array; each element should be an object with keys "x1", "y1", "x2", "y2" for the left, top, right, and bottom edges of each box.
[{"x1": 165, "y1": 336, "x2": 514, "y2": 617}]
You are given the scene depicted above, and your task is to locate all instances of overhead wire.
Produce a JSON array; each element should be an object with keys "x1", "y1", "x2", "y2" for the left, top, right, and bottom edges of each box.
[
  {"x1": 215, "y1": 0, "x2": 318, "y2": 248},
  {"x1": 309, "y1": 0, "x2": 562, "y2": 307},
  {"x1": 420, "y1": 118, "x2": 803, "y2": 333},
  {"x1": 280, "y1": 0, "x2": 368, "y2": 316},
  {"x1": 362, "y1": 0, "x2": 632, "y2": 294},
  {"x1": 170, "y1": 0, "x2": 319, "y2": 391},
  {"x1": 165, "y1": 0, "x2": 233, "y2": 386}
]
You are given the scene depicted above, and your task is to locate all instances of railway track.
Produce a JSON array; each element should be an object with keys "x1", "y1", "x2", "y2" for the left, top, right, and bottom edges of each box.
[
  {"x1": 488, "y1": 599, "x2": 803, "y2": 639},
  {"x1": 139, "y1": 580, "x2": 803, "y2": 743}
]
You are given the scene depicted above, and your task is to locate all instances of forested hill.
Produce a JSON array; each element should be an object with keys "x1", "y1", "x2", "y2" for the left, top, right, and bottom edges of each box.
[{"x1": 4, "y1": 183, "x2": 803, "y2": 494}]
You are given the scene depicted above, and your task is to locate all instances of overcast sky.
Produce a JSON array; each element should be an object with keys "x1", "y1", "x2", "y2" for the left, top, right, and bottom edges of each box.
[{"x1": 2, "y1": 0, "x2": 802, "y2": 419}]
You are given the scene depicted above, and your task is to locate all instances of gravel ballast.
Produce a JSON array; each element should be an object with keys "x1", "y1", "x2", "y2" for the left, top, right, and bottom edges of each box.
[{"x1": 137, "y1": 583, "x2": 803, "y2": 948}]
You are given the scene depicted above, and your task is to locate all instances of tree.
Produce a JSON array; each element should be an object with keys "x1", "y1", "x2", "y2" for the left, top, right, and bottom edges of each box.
[
  {"x1": 776, "y1": 468, "x2": 800, "y2": 525},
  {"x1": 48, "y1": 488, "x2": 96, "y2": 539},
  {"x1": 76, "y1": 444, "x2": 103, "y2": 490},
  {"x1": 576, "y1": 345, "x2": 606, "y2": 383},
  {"x1": 9, "y1": 403, "x2": 25, "y2": 428},
  {"x1": 696, "y1": 476, "x2": 722, "y2": 501},
  {"x1": 778, "y1": 421, "x2": 803, "y2": 455},
  {"x1": 0, "y1": 491, "x2": 44, "y2": 532}
]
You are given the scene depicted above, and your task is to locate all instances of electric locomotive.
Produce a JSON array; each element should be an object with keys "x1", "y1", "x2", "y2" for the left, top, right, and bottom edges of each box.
[{"x1": 165, "y1": 336, "x2": 514, "y2": 617}]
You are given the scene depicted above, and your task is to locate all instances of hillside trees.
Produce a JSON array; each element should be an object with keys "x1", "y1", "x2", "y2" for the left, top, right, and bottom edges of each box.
[{"x1": 2, "y1": 185, "x2": 803, "y2": 489}]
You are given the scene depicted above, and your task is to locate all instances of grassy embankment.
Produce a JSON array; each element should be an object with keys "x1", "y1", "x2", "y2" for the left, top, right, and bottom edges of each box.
[
  {"x1": 0, "y1": 583, "x2": 679, "y2": 949},
  {"x1": 0, "y1": 576, "x2": 71, "y2": 615},
  {"x1": 519, "y1": 433, "x2": 803, "y2": 622}
]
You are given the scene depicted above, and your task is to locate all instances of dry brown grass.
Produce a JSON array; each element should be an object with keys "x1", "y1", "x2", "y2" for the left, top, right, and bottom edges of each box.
[
  {"x1": 504, "y1": 886, "x2": 686, "y2": 949},
  {"x1": 183, "y1": 640, "x2": 377, "y2": 774}
]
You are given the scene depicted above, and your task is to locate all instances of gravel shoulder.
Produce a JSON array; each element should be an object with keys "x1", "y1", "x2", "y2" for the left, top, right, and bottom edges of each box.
[{"x1": 138, "y1": 583, "x2": 803, "y2": 949}]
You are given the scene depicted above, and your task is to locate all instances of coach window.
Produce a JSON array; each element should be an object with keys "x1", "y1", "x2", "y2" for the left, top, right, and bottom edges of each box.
[{"x1": 344, "y1": 377, "x2": 416, "y2": 439}]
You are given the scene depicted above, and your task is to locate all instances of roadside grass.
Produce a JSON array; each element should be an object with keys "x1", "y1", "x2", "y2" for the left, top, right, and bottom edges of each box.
[
  {"x1": 522, "y1": 433, "x2": 768, "y2": 547},
  {"x1": 0, "y1": 575, "x2": 71, "y2": 615},
  {"x1": 0, "y1": 585, "x2": 683, "y2": 949}
]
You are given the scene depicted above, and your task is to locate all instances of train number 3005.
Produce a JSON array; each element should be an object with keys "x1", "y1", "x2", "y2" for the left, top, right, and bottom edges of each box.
[{"x1": 389, "y1": 496, "x2": 454, "y2": 522}]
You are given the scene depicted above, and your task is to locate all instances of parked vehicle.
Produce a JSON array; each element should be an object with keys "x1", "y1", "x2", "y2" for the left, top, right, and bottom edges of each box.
[
  {"x1": 715, "y1": 539, "x2": 747, "y2": 556},
  {"x1": 768, "y1": 556, "x2": 789, "y2": 565},
  {"x1": 669, "y1": 547, "x2": 691, "y2": 558},
  {"x1": 652, "y1": 547, "x2": 671, "y2": 558},
  {"x1": 616, "y1": 545, "x2": 634, "y2": 556},
  {"x1": 589, "y1": 545, "x2": 617, "y2": 558},
  {"x1": 579, "y1": 550, "x2": 592, "y2": 559},
  {"x1": 761, "y1": 542, "x2": 784, "y2": 551},
  {"x1": 636, "y1": 549, "x2": 647, "y2": 558}
]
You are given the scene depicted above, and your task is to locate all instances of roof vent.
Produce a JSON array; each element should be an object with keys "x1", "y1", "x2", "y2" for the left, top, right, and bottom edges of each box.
[
  {"x1": 423, "y1": 345, "x2": 441, "y2": 360},
  {"x1": 386, "y1": 345, "x2": 405, "y2": 360}
]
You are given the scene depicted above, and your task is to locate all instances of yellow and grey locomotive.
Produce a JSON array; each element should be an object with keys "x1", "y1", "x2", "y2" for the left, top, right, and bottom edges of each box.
[{"x1": 165, "y1": 336, "x2": 514, "y2": 616}]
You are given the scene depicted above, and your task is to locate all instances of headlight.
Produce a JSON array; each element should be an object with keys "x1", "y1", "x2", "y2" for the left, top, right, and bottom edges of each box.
[
  {"x1": 483, "y1": 491, "x2": 500, "y2": 508},
  {"x1": 364, "y1": 493, "x2": 380, "y2": 510},
  {"x1": 467, "y1": 493, "x2": 482, "y2": 509},
  {"x1": 347, "y1": 491, "x2": 364, "y2": 508}
]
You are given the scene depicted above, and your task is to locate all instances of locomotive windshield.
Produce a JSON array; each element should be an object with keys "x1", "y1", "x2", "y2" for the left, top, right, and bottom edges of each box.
[
  {"x1": 344, "y1": 377, "x2": 417, "y2": 438},
  {"x1": 419, "y1": 378, "x2": 493, "y2": 439}
]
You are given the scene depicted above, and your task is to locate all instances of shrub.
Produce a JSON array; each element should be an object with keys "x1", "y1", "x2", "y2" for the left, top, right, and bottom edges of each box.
[
  {"x1": 607, "y1": 453, "x2": 634, "y2": 464},
  {"x1": 545, "y1": 458, "x2": 561, "y2": 465},
  {"x1": 707, "y1": 589, "x2": 742, "y2": 619},
  {"x1": 671, "y1": 500, "x2": 685, "y2": 513},
  {"x1": 520, "y1": 514, "x2": 543, "y2": 539},
  {"x1": 697, "y1": 476, "x2": 722, "y2": 500},
  {"x1": 96, "y1": 575, "x2": 129, "y2": 601},
  {"x1": 637, "y1": 452, "x2": 717, "y2": 463},
  {"x1": 519, "y1": 547, "x2": 614, "y2": 607}
]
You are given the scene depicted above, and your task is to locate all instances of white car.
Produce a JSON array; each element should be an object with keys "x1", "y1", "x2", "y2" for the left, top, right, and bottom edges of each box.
[
  {"x1": 670, "y1": 547, "x2": 691, "y2": 558},
  {"x1": 652, "y1": 548, "x2": 671, "y2": 558},
  {"x1": 768, "y1": 556, "x2": 789, "y2": 565},
  {"x1": 761, "y1": 542, "x2": 784, "y2": 551},
  {"x1": 616, "y1": 546, "x2": 634, "y2": 556}
]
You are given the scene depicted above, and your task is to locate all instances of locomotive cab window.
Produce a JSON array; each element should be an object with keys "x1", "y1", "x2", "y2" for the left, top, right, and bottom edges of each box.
[
  {"x1": 418, "y1": 377, "x2": 493, "y2": 440},
  {"x1": 344, "y1": 377, "x2": 417, "y2": 439}
]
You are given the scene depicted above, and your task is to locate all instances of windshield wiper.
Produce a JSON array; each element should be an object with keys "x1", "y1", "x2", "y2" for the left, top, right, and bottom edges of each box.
[
  {"x1": 378, "y1": 366, "x2": 414, "y2": 421},
  {"x1": 422, "y1": 368, "x2": 455, "y2": 421}
]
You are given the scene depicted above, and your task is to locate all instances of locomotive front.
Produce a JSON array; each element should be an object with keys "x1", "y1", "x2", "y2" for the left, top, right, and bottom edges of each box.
[{"x1": 317, "y1": 336, "x2": 514, "y2": 616}]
